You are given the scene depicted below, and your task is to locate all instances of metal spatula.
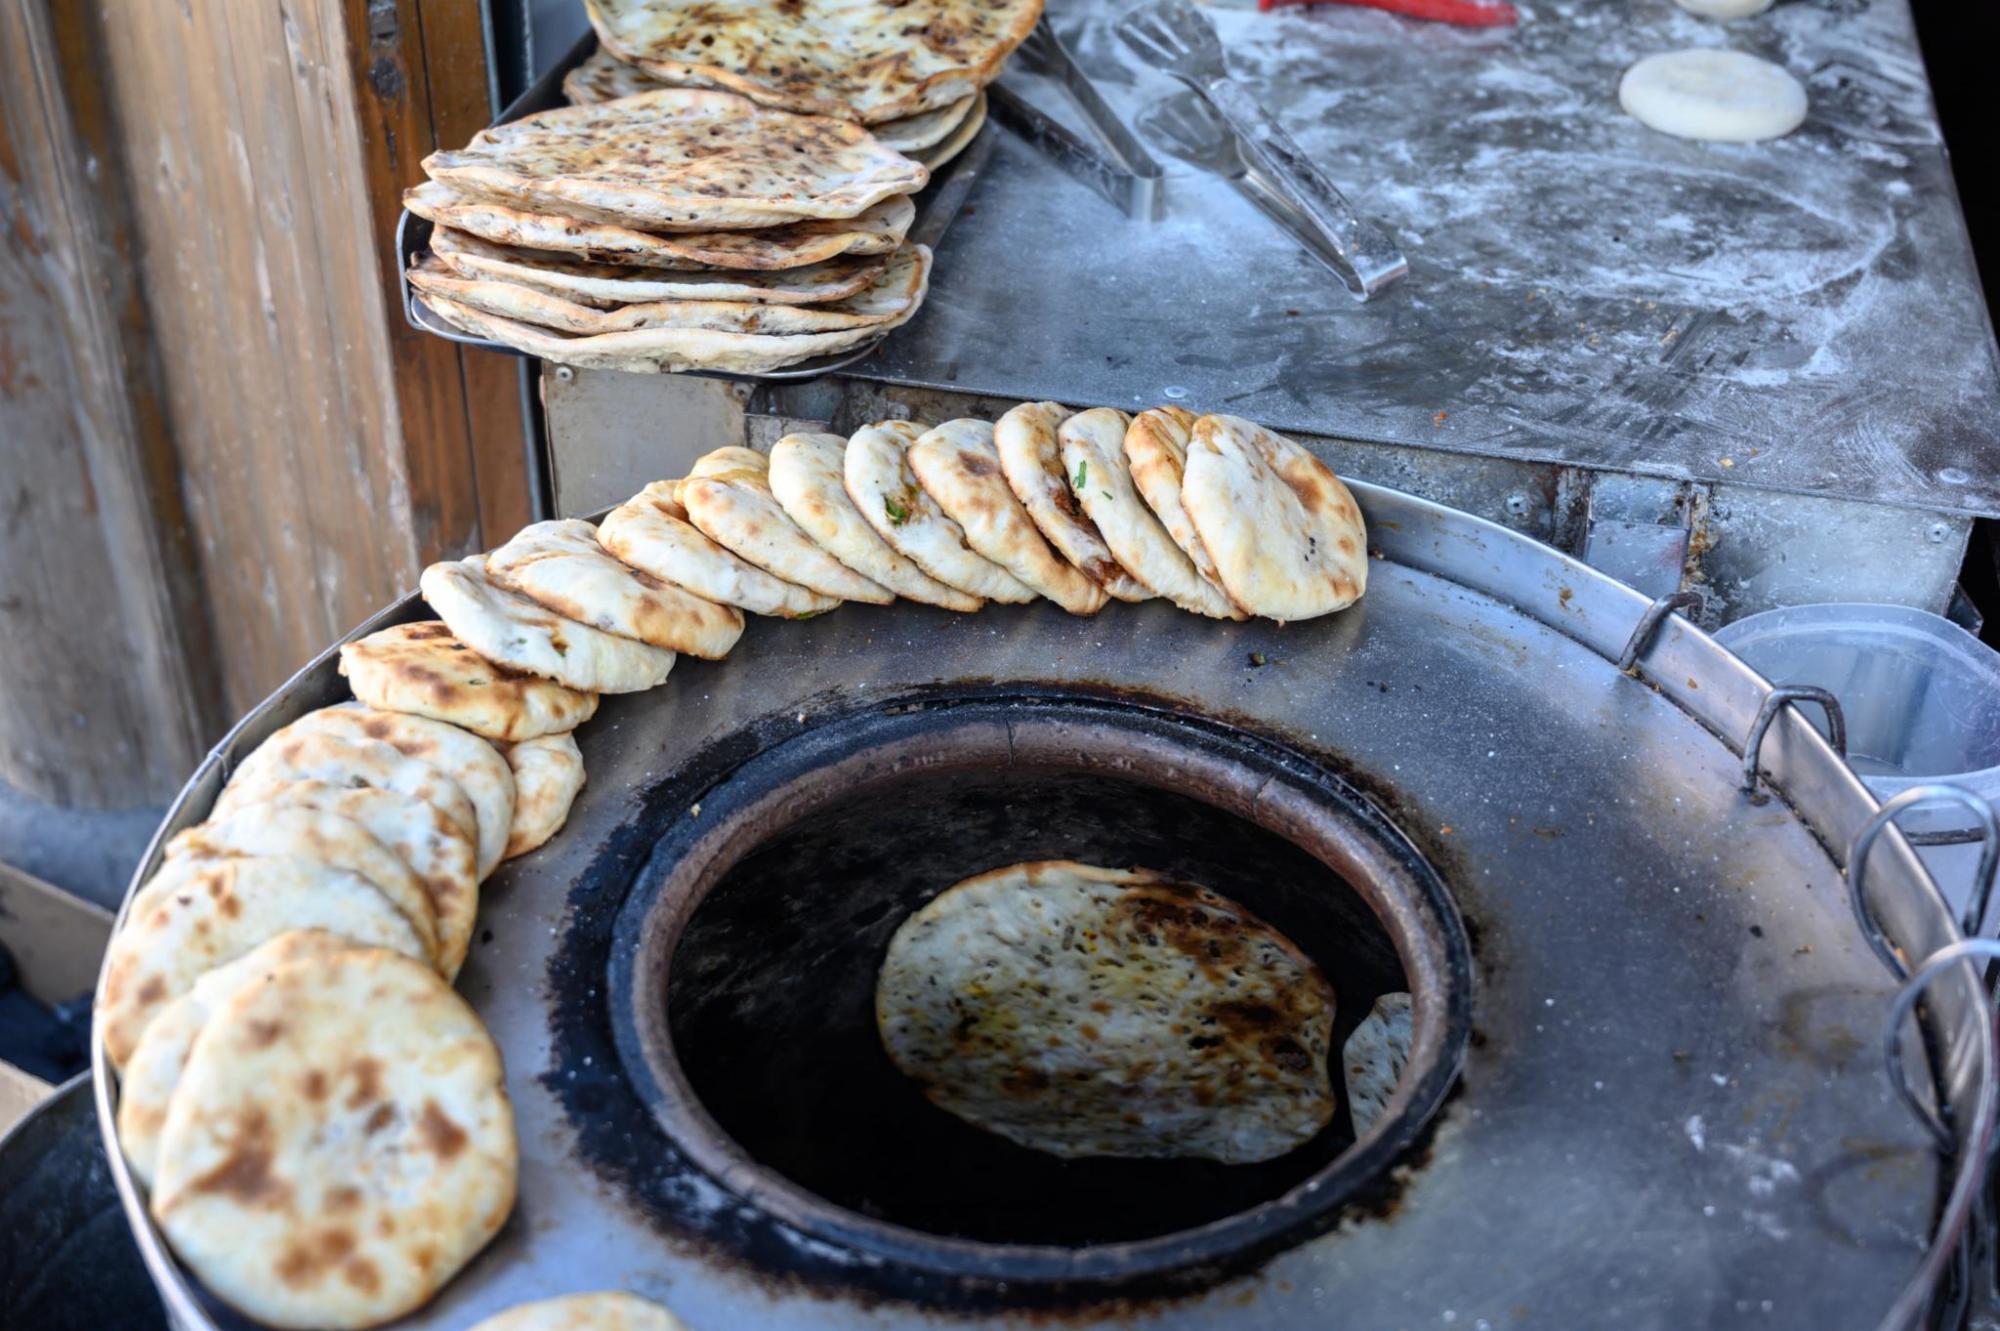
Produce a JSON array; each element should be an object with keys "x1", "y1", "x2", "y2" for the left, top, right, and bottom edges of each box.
[{"x1": 1117, "y1": 0, "x2": 1408, "y2": 299}]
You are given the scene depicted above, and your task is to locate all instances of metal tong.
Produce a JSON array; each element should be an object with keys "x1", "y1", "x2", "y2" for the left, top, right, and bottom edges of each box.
[
  {"x1": 989, "y1": 19, "x2": 1164, "y2": 221},
  {"x1": 1117, "y1": 0, "x2": 1408, "y2": 300}
]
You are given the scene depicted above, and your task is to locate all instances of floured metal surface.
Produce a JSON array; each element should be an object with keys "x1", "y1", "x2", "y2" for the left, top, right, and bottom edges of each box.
[{"x1": 866, "y1": 0, "x2": 2000, "y2": 516}]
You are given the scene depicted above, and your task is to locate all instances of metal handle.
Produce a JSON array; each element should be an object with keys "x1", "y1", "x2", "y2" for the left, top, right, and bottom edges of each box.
[
  {"x1": 1884, "y1": 939, "x2": 2000, "y2": 1152},
  {"x1": 1849, "y1": 787, "x2": 2000, "y2": 976},
  {"x1": 1617, "y1": 590, "x2": 1705, "y2": 674},
  {"x1": 1197, "y1": 77, "x2": 1408, "y2": 300},
  {"x1": 1739, "y1": 684, "x2": 1846, "y2": 797}
]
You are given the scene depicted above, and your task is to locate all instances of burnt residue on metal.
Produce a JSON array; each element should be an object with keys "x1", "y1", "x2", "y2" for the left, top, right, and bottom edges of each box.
[{"x1": 541, "y1": 683, "x2": 1472, "y2": 1314}]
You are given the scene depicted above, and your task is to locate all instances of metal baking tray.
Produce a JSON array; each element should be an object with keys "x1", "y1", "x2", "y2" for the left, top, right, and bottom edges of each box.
[{"x1": 396, "y1": 32, "x2": 992, "y2": 382}]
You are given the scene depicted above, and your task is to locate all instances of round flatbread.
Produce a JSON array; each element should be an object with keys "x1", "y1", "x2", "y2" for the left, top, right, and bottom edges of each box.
[
  {"x1": 1674, "y1": 0, "x2": 1772, "y2": 14},
  {"x1": 428, "y1": 225, "x2": 893, "y2": 303},
  {"x1": 165, "y1": 806, "x2": 440, "y2": 968},
  {"x1": 877, "y1": 861, "x2": 1338, "y2": 1164},
  {"x1": 283, "y1": 704, "x2": 515, "y2": 883},
  {"x1": 1058, "y1": 408, "x2": 1239, "y2": 619},
  {"x1": 768, "y1": 432, "x2": 981, "y2": 611},
  {"x1": 993, "y1": 401, "x2": 1149, "y2": 602},
  {"x1": 487, "y1": 519, "x2": 744, "y2": 660},
  {"x1": 1344, "y1": 991, "x2": 1413, "y2": 1139},
  {"x1": 1618, "y1": 49, "x2": 1806, "y2": 144},
  {"x1": 916, "y1": 90, "x2": 986, "y2": 171},
  {"x1": 468, "y1": 1291, "x2": 688, "y2": 1331},
  {"x1": 423, "y1": 89, "x2": 927, "y2": 229},
  {"x1": 151, "y1": 948, "x2": 516, "y2": 1330},
  {"x1": 408, "y1": 244, "x2": 928, "y2": 337},
  {"x1": 501, "y1": 732, "x2": 586, "y2": 861},
  {"x1": 221, "y1": 780, "x2": 479, "y2": 982},
  {"x1": 410, "y1": 182, "x2": 913, "y2": 273},
  {"x1": 908, "y1": 418, "x2": 1105, "y2": 615},
  {"x1": 1182, "y1": 414, "x2": 1368, "y2": 622},
  {"x1": 681, "y1": 449, "x2": 892, "y2": 604},
  {"x1": 214, "y1": 732, "x2": 478, "y2": 862},
  {"x1": 98, "y1": 856, "x2": 429, "y2": 1071},
  {"x1": 1123, "y1": 406, "x2": 1241, "y2": 613},
  {"x1": 422, "y1": 555, "x2": 676, "y2": 694},
  {"x1": 117, "y1": 931, "x2": 357, "y2": 1189},
  {"x1": 340, "y1": 620, "x2": 599, "y2": 743},
  {"x1": 845, "y1": 420, "x2": 1037, "y2": 603},
  {"x1": 584, "y1": 0, "x2": 1041, "y2": 124},
  {"x1": 601, "y1": 482, "x2": 837, "y2": 618}
]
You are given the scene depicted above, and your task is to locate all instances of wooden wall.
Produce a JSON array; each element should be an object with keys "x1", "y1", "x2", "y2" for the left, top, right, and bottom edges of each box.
[{"x1": 0, "y1": 0, "x2": 527, "y2": 808}]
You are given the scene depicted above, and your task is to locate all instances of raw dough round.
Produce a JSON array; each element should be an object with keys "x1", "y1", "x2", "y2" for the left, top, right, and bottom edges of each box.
[
  {"x1": 1618, "y1": 49, "x2": 1807, "y2": 144},
  {"x1": 1674, "y1": 0, "x2": 1774, "y2": 18}
]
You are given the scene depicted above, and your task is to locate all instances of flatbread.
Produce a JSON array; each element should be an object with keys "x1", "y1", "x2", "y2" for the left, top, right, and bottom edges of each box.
[
  {"x1": 468, "y1": 1291, "x2": 688, "y2": 1331},
  {"x1": 422, "y1": 555, "x2": 677, "y2": 694},
  {"x1": 1124, "y1": 406, "x2": 1239, "y2": 607},
  {"x1": 409, "y1": 181, "x2": 910, "y2": 273},
  {"x1": 993, "y1": 401, "x2": 1149, "y2": 602},
  {"x1": 916, "y1": 91, "x2": 986, "y2": 171},
  {"x1": 1058, "y1": 409, "x2": 1240, "y2": 619},
  {"x1": 600, "y1": 481, "x2": 838, "y2": 618},
  {"x1": 213, "y1": 732, "x2": 478, "y2": 863},
  {"x1": 501, "y1": 732, "x2": 586, "y2": 860},
  {"x1": 768, "y1": 432, "x2": 981, "y2": 611},
  {"x1": 1344, "y1": 992, "x2": 1413, "y2": 1139},
  {"x1": 429, "y1": 225, "x2": 892, "y2": 303},
  {"x1": 165, "y1": 806, "x2": 440, "y2": 969},
  {"x1": 408, "y1": 244, "x2": 928, "y2": 337},
  {"x1": 908, "y1": 418, "x2": 1105, "y2": 614},
  {"x1": 1619, "y1": 49, "x2": 1806, "y2": 143},
  {"x1": 152, "y1": 948, "x2": 516, "y2": 1330},
  {"x1": 423, "y1": 89, "x2": 927, "y2": 229},
  {"x1": 416, "y1": 287, "x2": 916, "y2": 376},
  {"x1": 682, "y1": 450, "x2": 893, "y2": 603},
  {"x1": 584, "y1": 0, "x2": 1043, "y2": 124},
  {"x1": 98, "y1": 856, "x2": 429, "y2": 1071},
  {"x1": 1182, "y1": 414, "x2": 1368, "y2": 622},
  {"x1": 487, "y1": 519, "x2": 744, "y2": 659},
  {"x1": 340, "y1": 620, "x2": 599, "y2": 743},
  {"x1": 220, "y1": 780, "x2": 479, "y2": 982},
  {"x1": 564, "y1": 46, "x2": 979, "y2": 155},
  {"x1": 877, "y1": 861, "x2": 1337, "y2": 1163},
  {"x1": 846, "y1": 420, "x2": 1036, "y2": 603},
  {"x1": 282, "y1": 704, "x2": 515, "y2": 883},
  {"x1": 117, "y1": 931, "x2": 357, "y2": 1189}
]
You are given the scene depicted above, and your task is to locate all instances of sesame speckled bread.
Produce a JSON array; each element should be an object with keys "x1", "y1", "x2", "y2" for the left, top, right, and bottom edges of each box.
[
  {"x1": 427, "y1": 224, "x2": 891, "y2": 303},
  {"x1": 681, "y1": 449, "x2": 894, "y2": 604},
  {"x1": 423, "y1": 89, "x2": 927, "y2": 229},
  {"x1": 1123, "y1": 406, "x2": 1239, "y2": 610},
  {"x1": 340, "y1": 621, "x2": 599, "y2": 743},
  {"x1": 500, "y1": 732, "x2": 586, "y2": 861},
  {"x1": 1057, "y1": 409, "x2": 1240, "y2": 620},
  {"x1": 1344, "y1": 991, "x2": 1414, "y2": 1139},
  {"x1": 600, "y1": 481, "x2": 838, "y2": 618},
  {"x1": 1182, "y1": 414, "x2": 1368, "y2": 623},
  {"x1": 768, "y1": 432, "x2": 981, "y2": 612},
  {"x1": 993, "y1": 401, "x2": 1151, "y2": 603},
  {"x1": 422, "y1": 555, "x2": 677, "y2": 695},
  {"x1": 486, "y1": 519, "x2": 744, "y2": 660},
  {"x1": 585, "y1": 0, "x2": 1042, "y2": 124},
  {"x1": 876, "y1": 860, "x2": 1338, "y2": 1164},
  {"x1": 846, "y1": 420, "x2": 1037, "y2": 604},
  {"x1": 98, "y1": 856, "x2": 430, "y2": 1070},
  {"x1": 909, "y1": 418, "x2": 1107, "y2": 615},
  {"x1": 151, "y1": 947, "x2": 517, "y2": 1330},
  {"x1": 468, "y1": 1290, "x2": 688, "y2": 1331}
]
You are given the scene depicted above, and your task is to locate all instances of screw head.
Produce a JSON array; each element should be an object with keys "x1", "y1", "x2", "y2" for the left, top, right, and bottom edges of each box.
[
  {"x1": 1503, "y1": 492, "x2": 1533, "y2": 518},
  {"x1": 1927, "y1": 521, "x2": 1953, "y2": 544},
  {"x1": 555, "y1": 366, "x2": 576, "y2": 383}
]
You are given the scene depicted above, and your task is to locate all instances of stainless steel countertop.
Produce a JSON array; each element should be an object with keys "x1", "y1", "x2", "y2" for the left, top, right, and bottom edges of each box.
[{"x1": 861, "y1": 0, "x2": 2000, "y2": 517}]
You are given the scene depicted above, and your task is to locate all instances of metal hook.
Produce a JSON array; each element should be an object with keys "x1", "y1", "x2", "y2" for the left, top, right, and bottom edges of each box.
[
  {"x1": 1739, "y1": 685, "x2": 1847, "y2": 797},
  {"x1": 1849, "y1": 787, "x2": 2000, "y2": 965},
  {"x1": 1617, "y1": 590, "x2": 1705, "y2": 674},
  {"x1": 1883, "y1": 938, "x2": 2000, "y2": 1153}
]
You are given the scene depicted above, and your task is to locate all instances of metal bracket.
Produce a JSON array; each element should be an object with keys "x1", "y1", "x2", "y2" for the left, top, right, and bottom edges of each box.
[
  {"x1": 1739, "y1": 685, "x2": 1847, "y2": 797},
  {"x1": 1848, "y1": 787, "x2": 2000, "y2": 979},
  {"x1": 1616, "y1": 590, "x2": 1705, "y2": 674}
]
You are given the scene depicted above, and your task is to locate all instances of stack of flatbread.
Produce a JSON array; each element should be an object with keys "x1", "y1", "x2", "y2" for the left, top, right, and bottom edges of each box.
[
  {"x1": 405, "y1": 80, "x2": 944, "y2": 374},
  {"x1": 101, "y1": 399, "x2": 1363, "y2": 1324}
]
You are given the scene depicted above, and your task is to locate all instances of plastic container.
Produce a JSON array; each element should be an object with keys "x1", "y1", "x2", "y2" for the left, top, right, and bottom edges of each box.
[{"x1": 1716, "y1": 603, "x2": 2000, "y2": 923}]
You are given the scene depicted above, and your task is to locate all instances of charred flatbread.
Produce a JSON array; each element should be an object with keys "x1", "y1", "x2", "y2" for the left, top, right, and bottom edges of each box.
[
  {"x1": 1344, "y1": 992, "x2": 1413, "y2": 1139},
  {"x1": 213, "y1": 732, "x2": 478, "y2": 863},
  {"x1": 916, "y1": 91, "x2": 986, "y2": 171},
  {"x1": 1123, "y1": 406, "x2": 1235, "y2": 602},
  {"x1": 993, "y1": 401, "x2": 1149, "y2": 602},
  {"x1": 500, "y1": 732, "x2": 586, "y2": 860},
  {"x1": 681, "y1": 448, "x2": 893, "y2": 603},
  {"x1": 340, "y1": 620, "x2": 599, "y2": 743},
  {"x1": 422, "y1": 555, "x2": 676, "y2": 694},
  {"x1": 876, "y1": 860, "x2": 1337, "y2": 1163},
  {"x1": 486, "y1": 519, "x2": 744, "y2": 660},
  {"x1": 846, "y1": 420, "x2": 1036, "y2": 603},
  {"x1": 600, "y1": 480, "x2": 838, "y2": 618},
  {"x1": 428, "y1": 225, "x2": 892, "y2": 302},
  {"x1": 468, "y1": 1291, "x2": 688, "y2": 1331}
]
